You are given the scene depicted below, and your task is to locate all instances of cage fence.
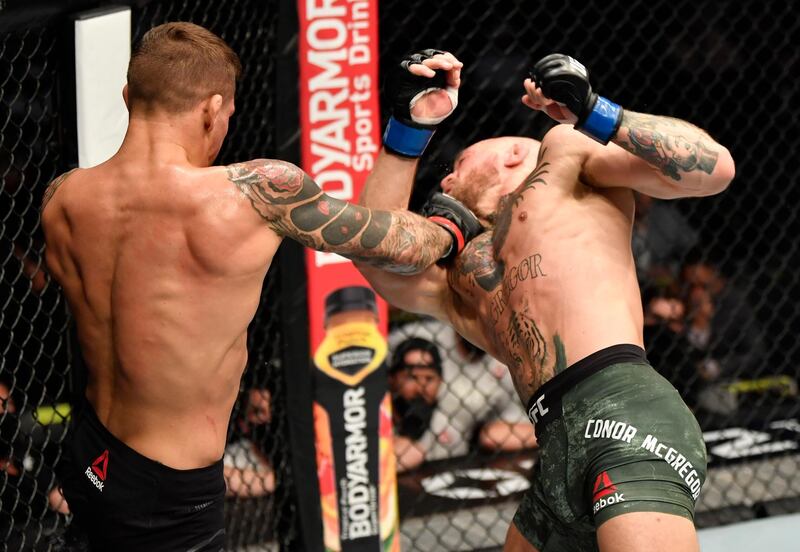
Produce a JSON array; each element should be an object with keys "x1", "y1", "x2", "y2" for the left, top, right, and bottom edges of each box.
[
  {"x1": 0, "y1": 0, "x2": 798, "y2": 550},
  {"x1": 377, "y1": 0, "x2": 800, "y2": 549},
  {"x1": 1, "y1": 0, "x2": 295, "y2": 549},
  {"x1": 1, "y1": 15, "x2": 75, "y2": 551}
]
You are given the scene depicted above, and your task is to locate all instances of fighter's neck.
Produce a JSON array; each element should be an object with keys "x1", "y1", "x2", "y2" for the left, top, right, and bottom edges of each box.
[{"x1": 118, "y1": 117, "x2": 207, "y2": 167}]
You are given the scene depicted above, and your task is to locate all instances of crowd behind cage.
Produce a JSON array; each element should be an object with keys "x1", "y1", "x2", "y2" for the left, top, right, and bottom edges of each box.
[{"x1": 2, "y1": 0, "x2": 799, "y2": 549}]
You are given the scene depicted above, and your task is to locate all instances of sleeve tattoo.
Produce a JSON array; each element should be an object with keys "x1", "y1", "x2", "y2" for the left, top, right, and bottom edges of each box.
[
  {"x1": 226, "y1": 159, "x2": 451, "y2": 274},
  {"x1": 616, "y1": 112, "x2": 719, "y2": 181}
]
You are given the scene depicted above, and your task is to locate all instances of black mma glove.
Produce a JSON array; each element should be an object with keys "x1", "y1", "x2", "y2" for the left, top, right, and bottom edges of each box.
[
  {"x1": 422, "y1": 192, "x2": 483, "y2": 264},
  {"x1": 530, "y1": 53, "x2": 623, "y2": 144},
  {"x1": 383, "y1": 49, "x2": 458, "y2": 157}
]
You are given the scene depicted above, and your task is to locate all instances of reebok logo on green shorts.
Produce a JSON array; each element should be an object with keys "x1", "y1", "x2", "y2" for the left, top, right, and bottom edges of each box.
[{"x1": 592, "y1": 471, "x2": 625, "y2": 514}]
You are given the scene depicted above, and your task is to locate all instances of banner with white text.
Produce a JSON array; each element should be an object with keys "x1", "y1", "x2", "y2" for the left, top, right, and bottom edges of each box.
[
  {"x1": 298, "y1": 0, "x2": 388, "y2": 352},
  {"x1": 297, "y1": 2, "x2": 398, "y2": 551}
]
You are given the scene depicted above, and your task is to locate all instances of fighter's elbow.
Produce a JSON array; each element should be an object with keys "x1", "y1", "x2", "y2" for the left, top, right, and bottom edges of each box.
[
  {"x1": 712, "y1": 147, "x2": 736, "y2": 194},
  {"x1": 351, "y1": 248, "x2": 426, "y2": 276},
  {"x1": 691, "y1": 146, "x2": 735, "y2": 197}
]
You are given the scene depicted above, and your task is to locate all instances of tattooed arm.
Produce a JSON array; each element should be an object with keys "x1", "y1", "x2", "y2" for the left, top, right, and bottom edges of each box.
[
  {"x1": 355, "y1": 146, "x2": 448, "y2": 314},
  {"x1": 355, "y1": 134, "x2": 449, "y2": 316},
  {"x1": 358, "y1": 230, "x2": 499, "y2": 355},
  {"x1": 227, "y1": 159, "x2": 452, "y2": 275},
  {"x1": 570, "y1": 112, "x2": 735, "y2": 199}
]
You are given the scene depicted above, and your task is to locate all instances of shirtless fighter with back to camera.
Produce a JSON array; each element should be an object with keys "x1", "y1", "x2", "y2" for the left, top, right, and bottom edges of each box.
[
  {"x1": 40, "y1": 25, "x2": 480, "y2": 550},
  {"x1": 356, "y1": 50, "x2": 734, "y2": 551}
]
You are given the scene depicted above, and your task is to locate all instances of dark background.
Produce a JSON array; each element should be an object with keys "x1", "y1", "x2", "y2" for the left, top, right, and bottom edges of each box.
[
  {"x1": 378, "y1": 0, "x2": 800, "y2": 374},
  {"x1": 1, "y1": 0, "x2": 798, "y2": 550}
]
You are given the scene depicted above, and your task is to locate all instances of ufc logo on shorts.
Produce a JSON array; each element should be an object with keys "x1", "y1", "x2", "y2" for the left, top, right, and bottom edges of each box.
[{"x1": 527, "y1": 395, "x2": 549, "y2": 425}]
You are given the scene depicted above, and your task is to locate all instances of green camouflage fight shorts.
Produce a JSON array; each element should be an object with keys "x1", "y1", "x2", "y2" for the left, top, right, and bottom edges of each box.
[{"x1": 516, "y1": 344, "x2": 707, "y2": 551}]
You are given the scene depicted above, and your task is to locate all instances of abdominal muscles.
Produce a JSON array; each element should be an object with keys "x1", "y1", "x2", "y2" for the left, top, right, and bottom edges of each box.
[{"x1": 484, "y1": 195, "x2": 643, "y2": 407}]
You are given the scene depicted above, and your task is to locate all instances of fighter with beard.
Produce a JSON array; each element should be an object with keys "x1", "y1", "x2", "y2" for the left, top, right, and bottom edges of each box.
[{"x1": 356, "y1": 50, "x2": 734, "y2": 552}]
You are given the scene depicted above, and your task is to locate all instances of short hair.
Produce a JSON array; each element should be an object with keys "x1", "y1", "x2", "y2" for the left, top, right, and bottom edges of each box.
[
  {"x1": 127, "y1": 22, "x2": 242, "y2": 113},
  {"x1": 390, "y1": 337, "x2": 443, "y2": 376}
]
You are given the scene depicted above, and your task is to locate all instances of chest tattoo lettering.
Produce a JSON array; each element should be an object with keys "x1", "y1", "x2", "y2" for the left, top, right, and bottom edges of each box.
[
  {"x1": 487, "y1": 253, "x2": 547, "y2": 324},
  {"x1": 502, "y1": 253, "x2": 546, "y2": 295}
]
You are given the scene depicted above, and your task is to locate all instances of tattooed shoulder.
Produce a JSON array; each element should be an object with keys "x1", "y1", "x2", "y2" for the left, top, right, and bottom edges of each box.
[
  {"x1": 227, "y1": 159, "x2": 323, "y2": 224},
  {"x1": 227, "y1": 159, "x2": 320, "y2": 206},
  {"x1": 453, "y1": 232, "x2": 502, "y2": 293},
  {"x1": 41, "y1": 169, "x2": 78, "y2": 212},
  {"x1": 226, "y1": 159, "x2": 449, "y2": 274}
]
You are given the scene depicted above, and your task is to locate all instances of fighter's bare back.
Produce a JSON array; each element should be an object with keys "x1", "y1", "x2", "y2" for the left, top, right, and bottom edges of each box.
[
  {"x1": 41, "y1": 148, "x2": 452, "y2": 471},
  {"x1": 41, "y1": 156, "x2": 285, "y2": 469}
]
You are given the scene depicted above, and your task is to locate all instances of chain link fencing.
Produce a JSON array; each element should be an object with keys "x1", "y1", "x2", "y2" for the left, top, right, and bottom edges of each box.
[
  {"x1": 1, "y1": 12, "x2": 75, "y2": 550},
  {"x1": 1, "y1": 0, "x2": 799, "y2": 550},
  {"x1": 0, "y1": 0, "x2": 297, "y2": 549},
  {"x1": 378, "y1": 0, "x2": 800, "y2": 549}
]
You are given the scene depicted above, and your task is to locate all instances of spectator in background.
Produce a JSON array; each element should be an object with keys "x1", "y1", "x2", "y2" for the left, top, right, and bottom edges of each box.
[
  {"x1": 1, "y1": 379, "x2": 19, "y2": 477},
  {"x1": 389, "y1": 337, "x2": 443, "y2": 470},
  {"x1": 642, "y1": 253, "x2": 768, "y2": 418},
  {"x1": 4, "y1": 237, "x2": 75, "y2": 517},
  {"x1": 632, "y1": 192, "x2": 698, "y2": 293},
  {"x1": 681, "y1": 255, "x2": 765, "y2": 378},
  {"x1": 11, "y1": 240, "x2": 48, "y2": 295},
  {"x1": 224, "y1": 388, "x2": 275, "y2": 497},
  {"x1": 680, "y1": 255, "x2": 767, "y2": 415},
  {"x1": 643, "y1": 293, "x2": 704, "y2": 407},
  {"x1": 0, "y1": 378, "x2": 19, "y2": 537},
  {"x1": 0, "y1": 377, "x2": 69, "y2": 530},
  {"x1": 389, "y1": 319, "x2": 536, "y2": 472}
]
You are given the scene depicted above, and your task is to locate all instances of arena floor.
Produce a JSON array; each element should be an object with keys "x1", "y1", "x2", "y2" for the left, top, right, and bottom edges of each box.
[{"x1": 698, "y1": 513, "x2": 799, "y2": 552}]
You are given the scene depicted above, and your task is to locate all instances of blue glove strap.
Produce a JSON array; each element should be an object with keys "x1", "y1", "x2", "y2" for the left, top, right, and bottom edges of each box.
[
  {"x1": 383, "y1": 117, "x2": 435, "y2": 157},
  {"x1": 580, "y1": 96, "x2": 622, "y2": 145}
]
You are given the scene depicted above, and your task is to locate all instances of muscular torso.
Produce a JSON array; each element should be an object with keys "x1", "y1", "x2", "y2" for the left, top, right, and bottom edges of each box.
[
  {"x1": 447, "y1": 147, "x2": 644, "y2": 407},
  {"x1": 41, "y1": 161, "x2": 279, "y2": 469}
]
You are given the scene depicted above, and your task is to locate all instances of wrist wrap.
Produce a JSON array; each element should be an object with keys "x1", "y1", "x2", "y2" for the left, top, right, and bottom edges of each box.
[{"x1": 383, "y1": 116, "x2": 435, "y2": 158}]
